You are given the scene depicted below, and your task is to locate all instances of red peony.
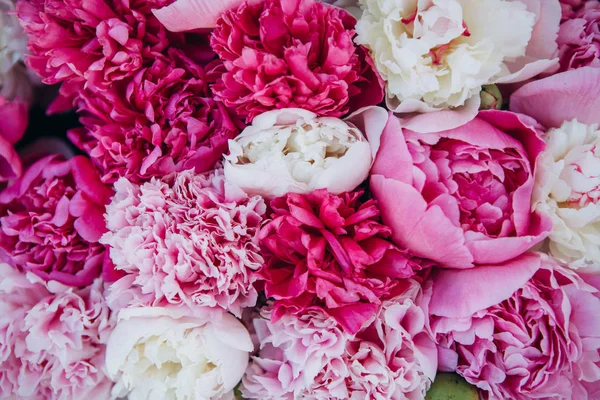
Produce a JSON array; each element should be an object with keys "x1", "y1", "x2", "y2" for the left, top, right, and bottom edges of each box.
[
  {"x1": 0, "y1": 155, "x2": 112, "y2": 286},
  {"x1": 210, "y1": 0, "x2": 385, "y2": 123},
  {"x1": 69, "y1": 48, "x2": 241, "y2": 184},
  {"x1": 259, "y1": 189, "x2": 425, "y2": 334}
]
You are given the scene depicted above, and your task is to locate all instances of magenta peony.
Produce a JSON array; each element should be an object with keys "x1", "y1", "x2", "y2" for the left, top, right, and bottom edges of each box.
[
  {"x1": 259, "y1": 189, "x2": 425, "y2": 334},
  {"x1": 69, "y1": 48, "x2": 240, "y2": 184},
  {"x1": 370, "y1": 110, "x2": 552, "y2": 269},
  {"x1": 0, "y1": 96, "x2": 28, "y2": 183},
  {"x1": 428, "y1": 252, "x2": 600, "y2": 400},
  {"x1": 558, "y1": 0, "x2": 600, "y2": 71},
  {"x1": 0, "y1": 263, "x2": 114, "y2": 399},
  {"x1": 210, "y1": 0, "x2": 384, "y2": 123},
  {"x1": 101, "y1": 168, "x2": 266, "y2": 317},
  {"x1": 243, "y1": 279, "x2": 437, "y2": 399},
  {"x1": 0, "y1": 155, "x2": 112, "y2": 286},
  {"x1": 17, "y1": 0, "x2": 172, "y2": 92}
]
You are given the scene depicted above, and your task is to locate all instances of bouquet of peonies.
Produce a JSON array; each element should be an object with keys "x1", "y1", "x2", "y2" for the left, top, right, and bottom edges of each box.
[{"x1": 1, "y1": 0, "x2": 600, "y2": 398}]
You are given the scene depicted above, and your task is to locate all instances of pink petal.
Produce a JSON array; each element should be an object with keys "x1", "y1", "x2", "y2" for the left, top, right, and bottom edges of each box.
[
  {"x1": 510, "y1": 67, "x2": 600, "y2": 128},
  {"x1": 429, "y1": 252, "x2": 541, "y2": 318},
  {"x1": 152, "y1": 0, "x2": 263, "y2": 32},
  {"x1": 370, "y1": 114, "x2": 414, "y2": 185}
]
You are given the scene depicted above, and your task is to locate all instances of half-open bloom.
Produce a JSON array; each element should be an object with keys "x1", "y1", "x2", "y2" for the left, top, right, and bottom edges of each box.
[
  {"x1": 106, "y1": 306, "x2": 253, "y2": 400},
  {"x1": 259, "y1": 189, "x2": 425, "y2": 334},
  {"x1": 0, "y1": 155, "x2": 112, "y2": 286},
  {"x1": 428, "y1": 252, "x2": 600, "y2": 400},
  {"x1": 224, "y1": 107, "x2": 386, "y2": 198},
  {"x1": 210, "y1": 0, "x2": 384, "y2": 122},
  {"x1": 370, "y1": 110, "x2": 551, "y2": 268},
  {"x1": 101, "y1": 168, "x2": 266, "y2": 317}
]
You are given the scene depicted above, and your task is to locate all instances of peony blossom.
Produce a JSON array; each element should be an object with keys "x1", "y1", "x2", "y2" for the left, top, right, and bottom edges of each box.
[
  {"x1": 0, "y1": 263, "x2": 114, "y2": 399},
  {"x1": 210, "y1": 0, "x2": 384, "y2": 123},
  {"x1": 105, "y1": 306, "x2": 253, "y2": 400},
  {"x1": 533, "y1": 119, "x2": 600, "y2": 269},
  {"x1": 0, "y1": 96, "x2": 28, "y2": 182},
  {"x1": 17, "y1": 0, "x2": 173, "y2": 93},
  {"x1": 224, "y1": 107, "x2": 387, "y2": 198},
  {"x1": 370, "y1": 110, "x2": 552, "y2": 269},
  {"x1": 0, "y1": 0, "x2": 33, "y2": 102},
  {"x1": 557, "y1": 0, "x2": 600, "y2": 71},
  {"x1": 101, "y1": 168, "x2": 266, "y2": 317},
  {"x1": 70, "y1": 49, "x2": 240, "y2": 184},
  {"x1": 243, "y1": 279, "x2": 437, "y2": 399},
  {"x1": 259, "y1": 189, "x2": 425, "y2": 334},
  {"x1": 428, "y1": 252, "x2": 600, "y2": 400},
  {"x1": 355, "y1": 0, "x2": 560, "y2": 123},
  {"x1": 0, "y1": 154, "x2": 112, "y2": 286}
]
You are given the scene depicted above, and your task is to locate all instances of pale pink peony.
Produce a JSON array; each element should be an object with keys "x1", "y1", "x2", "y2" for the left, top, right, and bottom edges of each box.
[
  {"x1": 0, "y1": 96, "x2": 28, "y2": 183},
  {"x1": 370, "y1": 110, "x2": 552, "y2": 269},
  {"x1": 101, "y1": 168, "x2": 266, "y2": 317},
  {"x1": 558, "y1": 1, "x2": 600, "y2": 71},
  {"x1": 17, "y1": 0, "x2": 173, "y2": 92},
  {"x1": 259, "y1": 189, "x2": 426, "y2": 334},
  {"x1": 243, "y1": 279, "x2": 437, "y2": 400},
  {"x1": 69, "y1": 49, "x2": 240, "y2": 184},
  {"x1": 0, "y1": 263, "x2": 114, "y2": 399},
  {"x1": 428, "y1": 252, "x2": 600, "y2": 400},
  {"x1": 0, "y1": 155, "x2": 112, "y2": 286},
  {"x1": 210, "y1": 0, "x2": 384, "y2": 123}
]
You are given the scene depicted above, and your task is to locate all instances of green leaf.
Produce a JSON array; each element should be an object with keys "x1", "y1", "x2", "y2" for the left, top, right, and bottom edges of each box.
[{"x1": 426, "y1": 373, "x2": 480, "y2": 400}]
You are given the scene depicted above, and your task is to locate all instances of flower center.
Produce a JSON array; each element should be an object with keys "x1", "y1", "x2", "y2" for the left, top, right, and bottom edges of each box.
[{"x1": 562, "y1": 144, "x2": 600, "y2": 207}]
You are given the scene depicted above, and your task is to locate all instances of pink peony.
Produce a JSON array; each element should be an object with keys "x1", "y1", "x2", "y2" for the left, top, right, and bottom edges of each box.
[
  {"x1": 101, "y1": 168, "x2": 267, "y2": 317},
  {"x1": 0, "y1": 154, "x2": 112, "y2": 286},
  {"x1": 558, "y1": 1, "x2": 600, "y2": 71},
  {"x1": 0, "y1": 264, "x2": 114, "y2": 399},
  {"x1": 428, "y1": 252, "x2": 600, "y2": 400},
  {"x1": 370, "y1": 110, "x2": 552, "y2": 269},
  {"x1": 69, "y1": 48, "x2": 240, "y2": 184},
  {"x1": 242, "y1": 279, "x2": 437, "y2": 400},
  {"x1": 17, "y1": 0, "x2": 172, "y2": 92},
  {"x1": 259, "y1": 189, "x2": 425, "y2": 334},
  {"x1": 210, "y1": 0, "x2": 384, "y2": 123},
  {"x1": 0, "y1": 96, "x2": 28, "y2": 183}
]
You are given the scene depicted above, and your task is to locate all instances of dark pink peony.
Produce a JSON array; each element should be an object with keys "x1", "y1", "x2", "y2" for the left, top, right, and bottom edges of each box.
[
  {"x1": 17, "y1": 0, "x2": 173, "y2": 93},
  {"x1": 69, "y1": 48, "x2": 240, "y2": 184},
  {"x1": 370, "y1": 110, "x2": 552, "y2": 269},
  {"x1": 210, "y1": 0, "x2": 385, "y2": 123},
  {"x1": 0, "y1": 96, "x2": 28, "y2": 183},
  {"x1": 428, "y1": 252, "x2": 600, "y2": 400},
  {"x1": 0, "y1": 154, "x2": 112, "y2": 286},
  {"x1": 259, "y1": 189, "x2": 425, "y2": 334},
  {"x1": 558, "y1": 1, "x2": 600, "y2": 71}
]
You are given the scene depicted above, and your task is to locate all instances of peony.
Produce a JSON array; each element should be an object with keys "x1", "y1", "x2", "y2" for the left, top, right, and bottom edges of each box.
[
  {"x1": 224, "y1": 107, "x2": 386, "y2": 198},
  {"x1": 105, "y1": 306, "x2": 253, "y2": 400},
  {"x1": 428, "y1": 252, "x2": 600, "y2": 400},
  {"x1": 70, "y1": 49, "x2": 240, "y2": 184},
  {"x1": 259, "y1": 189, "x2": 425, "y2": 334},
  {"x1": 370, "y1": 110, "x2": 552, "y2": 269},
  {"x1": 17, "y1": 0, "x2": 172, "y2": 92},
  {"x1": 320, "y1": 0, "x2": 361, "y2": 18},
  {"x1": 533, "y1": 119, "x2": 600, "y2": 269},
  {"x1": 0, "y1": 263, "x2": 114, "y2": 399},
  {"x1": 243, "y1": 279, "x2": 437, "y2": 400},
  {"x1": 0, "y1": 96, "x2": 28, "y2": 182},
  {"x1": 0, "y1": 0, "x2": 32, "y2": 102},
  {"x1": 355, "y1": 0, "x2": 560, "y2": 118},
  {"x1": 0, "y1": 154, "x2": 112, "y2": 286},
  {"x1": 557, "y1": 0, "x2": 600, "y2": 71},
  {"x1": 210, "y1": 0, "x2": 384, "y2": 123},
  {"x1": 101, "y1": 168, "x2": 266, "y2": 317}
]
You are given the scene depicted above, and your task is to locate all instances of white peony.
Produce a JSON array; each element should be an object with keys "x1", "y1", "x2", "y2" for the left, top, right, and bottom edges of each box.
[
  {"x1": 223, "y1": 107, "x2": 386, "y2": 198},
  {"x1": 105, "y1": 306, "x2": 253, "y2": 400},
  {"x1": 533, "y1": 120, "x2": 600, "y2": 271},
  {"x1": 0, "y1": 0, "x2": 32, "y2": 101},
  {"x1": 355, "y1": 0, "x2": 559, "y2": 113}
]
